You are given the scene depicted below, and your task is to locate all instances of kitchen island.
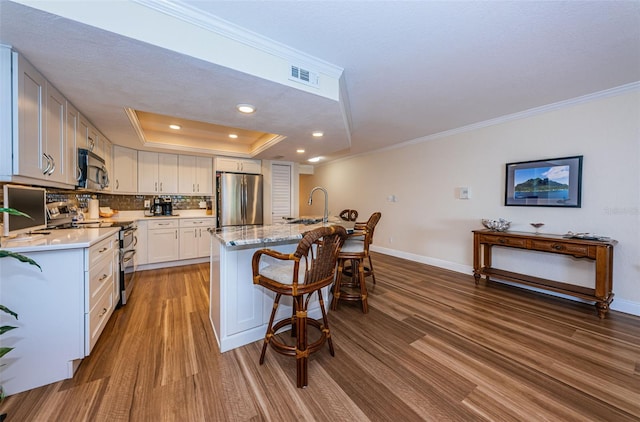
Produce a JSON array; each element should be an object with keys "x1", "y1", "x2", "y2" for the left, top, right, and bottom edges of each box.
[{"x1": 209, "y1": 221, "x2": 352, "y2": 352}]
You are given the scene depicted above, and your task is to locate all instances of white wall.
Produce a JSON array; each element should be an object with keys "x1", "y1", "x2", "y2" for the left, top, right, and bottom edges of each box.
[{"x1": 306, "y1": 88, "x2": 640, "y2": 316}]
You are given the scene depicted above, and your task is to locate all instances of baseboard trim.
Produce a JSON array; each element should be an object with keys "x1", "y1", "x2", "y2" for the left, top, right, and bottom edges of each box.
[{"x1": 370, "y1": 245, "x2": 640, "y2": 317}]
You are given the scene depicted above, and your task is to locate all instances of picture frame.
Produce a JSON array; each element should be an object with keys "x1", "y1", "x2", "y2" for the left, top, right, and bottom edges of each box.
[{"x1": 505, "y1": 155, "x2": 583, "y2": 207}]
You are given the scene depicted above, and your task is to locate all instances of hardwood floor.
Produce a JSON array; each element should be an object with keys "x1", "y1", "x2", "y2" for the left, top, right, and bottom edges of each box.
[{"x1": 2, "y1": 253, "x2": 639, "y2": 421}]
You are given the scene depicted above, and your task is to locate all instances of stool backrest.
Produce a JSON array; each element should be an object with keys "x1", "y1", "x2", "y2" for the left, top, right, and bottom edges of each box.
[{"x1": 297, "y1": 225, "x2": 347, "y2": 285}]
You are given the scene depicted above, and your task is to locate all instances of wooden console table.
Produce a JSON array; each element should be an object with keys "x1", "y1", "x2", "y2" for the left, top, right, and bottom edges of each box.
[{"x1": 472, "y1": 230, "x2": 617, "y2": 318}]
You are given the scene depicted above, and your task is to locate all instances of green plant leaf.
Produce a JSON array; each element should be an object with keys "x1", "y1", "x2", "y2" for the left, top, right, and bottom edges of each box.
[
  {"x1": 0, "y1": 251, "x2": 42, "y2": 270},
  {"x1": 0, "y1": 305, "x2": 17, "y2": 319},
  {"x1": 0, "y1": 326, "x2": 17, "y2": 336},
  {"x1": 0, "y1": 347, "x2": 14, "y2": 359},
  {"x1": 0, "y1": 208, "x2": 31, "y2": 218}
]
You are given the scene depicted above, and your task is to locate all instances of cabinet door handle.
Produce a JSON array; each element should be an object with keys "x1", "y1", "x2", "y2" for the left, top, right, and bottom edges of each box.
[
  {"x1": 193, "y1": 183, "x2": 195, "y2": 192},
  {"x1": 552, "y1": 244, "x2": 564, "y2": 251},
  {"x1": 47, "y1": 155, "x2": 56, "y2": 175},
  {"x1": 42, "y1": 153, "x2": 51, "y2": 175},
  {"x1": 116, "y1": 179, "x2": 119, "y2": 190},
  {"x1": 99, "y1": 307, "x2": 108, "y2": 317},
  {"x1": 155, "y1": 182, "x2": 158, "y2": 192},
  {"x1": 99, "y1": 247, "x2": 108, "y2": 253},
  {"x1": 197, "y1": 183, "x2": 200, "y2": 192},
  {"x1": 160, "y1": 182, "x2": 163, "y2": 192},
  {"x1": 175, "y1": 230, "x2": 178, "y2": 239},
  {"x1": 99, "y1": 274, "x2": 108, "y2": 282}
]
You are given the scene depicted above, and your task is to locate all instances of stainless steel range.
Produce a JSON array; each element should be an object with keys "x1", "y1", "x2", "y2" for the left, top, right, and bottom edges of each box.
[
  {"x1": 117, "y1": 221, "x2": 137, "y2": 306},
  {"x1": 45, "y1": 202, "x2": 137, "y2": 307}
]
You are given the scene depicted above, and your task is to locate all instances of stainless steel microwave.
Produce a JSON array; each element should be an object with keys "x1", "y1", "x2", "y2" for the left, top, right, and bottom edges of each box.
[{"x1": 77, "y1": 148, "x2": 109, "y2": 190}]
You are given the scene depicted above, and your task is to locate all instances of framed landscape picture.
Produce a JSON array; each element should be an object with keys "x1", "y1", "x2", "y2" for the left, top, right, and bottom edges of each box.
[{"x1": 505, "y1": 156, "x2": 583, "y2": 207}]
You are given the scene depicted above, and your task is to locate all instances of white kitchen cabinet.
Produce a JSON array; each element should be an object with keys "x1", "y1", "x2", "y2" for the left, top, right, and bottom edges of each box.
[
  {"x1": 78, "y1": 114, "x2": 99, "y2": 154},
  {"x1": 99, "y1": 134, "x2": 112, "y2": 192},
  {"x1": 85, "y1": 233, "x2": 117, "y2": 354},
  {"x1": 135, "y1": 219, "x2": 148, "y2": 266},
  {"x1": 147, "y1": 219, "x2": 179, "y2": 263},
  {"x1": 43, "y1": 82, "x2": 67, "y2": 184},
  {"x1": 179, "y1": 218, "x2": 214, "y2": 259},
  {"x1": 138, "y1": 151, "x2": 178, "y2": 194},
  {"x1": 14, "y1": 53, "x2": 45, "y2": 179},
  {"x1": 215, "y1": 157, "x2": 261, "y2": 174},
  {"x1": 178, "y1": 155, "x2": 213, "y2": 195},
  {"x1": 0, "y1": 231, "x2": 118, "y2": 395},
  {"x1": 13, "y1": 53, "x2": 68, "y2": 185},
  {"x1": 65, "y1": 101, "x2": 80, "y2": 186},
  {"x1": 112, "y1": 145, "x2": 138, "y2": 193}
]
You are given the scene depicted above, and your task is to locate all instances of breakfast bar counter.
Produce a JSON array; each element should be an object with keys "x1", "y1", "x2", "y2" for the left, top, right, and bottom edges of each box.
[{"x1": 209, "y1": 220, "x2": 352, "y2": 352}]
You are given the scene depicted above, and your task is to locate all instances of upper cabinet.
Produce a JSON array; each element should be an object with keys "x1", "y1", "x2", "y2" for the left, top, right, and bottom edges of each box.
[
  {"x1": 112, "y1": 145, "x2": 138, "y2": 194},
  {"x1": 138, "y1": 151, "x2": 178, "y2": 194},
  {"x1": 12, "y1": 52, "x2": 71, "y2": 186},
  {"x1": 215, "y1": 157, "x2": 261, "y2": 174},
  {"x1": 65, "y1": 101, "x2": 80, "y2": 186},
  {"x1": 178, "y1": 155, "x2": 213, "y2": 195}
]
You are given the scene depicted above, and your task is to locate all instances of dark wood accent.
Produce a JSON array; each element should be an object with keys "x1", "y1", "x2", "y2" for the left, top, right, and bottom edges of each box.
[
  {"x1": 473, "y1": 230, "x2": 617, "y2": 318},
  {"x1": 252, "y1": 225, "x2": 347, "y2": 388},
  {"x1": 2, "y1": 252, "x2": 639, "y2": 421},
  {"x1": 332, "y1": 212, "x2": 382, "y2": 313}
]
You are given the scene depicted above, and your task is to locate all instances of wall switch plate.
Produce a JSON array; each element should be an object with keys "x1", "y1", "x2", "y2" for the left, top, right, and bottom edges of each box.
[
  {"x1": 144, "y1": 200, "x2": 150, "y2": 208},
  {"x1": 199, "y1": 201, "x2": 207, "y2": 209},
  {"x1": 458, "y1": 187, "x2": 470, "y2": 199}
]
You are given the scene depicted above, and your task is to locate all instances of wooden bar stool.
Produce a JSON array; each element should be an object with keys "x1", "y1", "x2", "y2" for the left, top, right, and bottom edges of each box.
[
  {"x1": 252, "y1": 225, "x2": 347, "y2": 388},
  {"x1": 332, "y1": 212, "x2": 381, "y2": 313}
]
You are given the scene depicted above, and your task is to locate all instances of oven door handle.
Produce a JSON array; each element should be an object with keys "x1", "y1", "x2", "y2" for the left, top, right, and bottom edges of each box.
[{"x1": 121, "y1": 249, "x2": 136, "y2": 263}]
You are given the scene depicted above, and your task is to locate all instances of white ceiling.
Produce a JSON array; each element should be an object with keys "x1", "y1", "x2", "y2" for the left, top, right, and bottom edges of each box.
[{"x1": 1, "y1": 1, "x2": 639, "y2": 165}]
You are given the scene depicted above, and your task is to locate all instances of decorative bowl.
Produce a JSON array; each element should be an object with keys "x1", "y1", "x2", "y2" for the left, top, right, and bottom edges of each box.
[{"x1": 481, "y1": 218, "x2": 511, "y2": 232}]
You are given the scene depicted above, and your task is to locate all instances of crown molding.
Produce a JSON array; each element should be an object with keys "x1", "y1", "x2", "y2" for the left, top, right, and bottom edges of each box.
[
  {"x1": 132, "y1": 0, "x2": 343, "y2": 78},
  {"x1": 321, "y1": 81, "x2": 640, "y2": 168}
]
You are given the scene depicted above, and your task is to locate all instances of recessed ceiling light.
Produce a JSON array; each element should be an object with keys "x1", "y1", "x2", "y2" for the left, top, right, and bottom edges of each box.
[
  {"x1": 312, "y1": 131, "x2": 324, "y2": 137},
  {"x1": 169, "y1": 124, "x2": 181, "y2": 130},
  {"x1": 236, "y1": 104, "x2": 256, "y2": 114},
  {"x1": 228, "y1": 134, "x2": 238, "y2": 139},
  {"x1": 308, "y1": 157, "x2": 321, "y2": 163},
  {"x1": 296, "y1": 149, "x2": 305, "y2": 153}
]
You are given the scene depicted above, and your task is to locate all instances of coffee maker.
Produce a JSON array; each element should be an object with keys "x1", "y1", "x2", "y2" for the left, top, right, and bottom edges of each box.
[{"x1": 151, "y1": 196, "x2": 164, "y2": 216}]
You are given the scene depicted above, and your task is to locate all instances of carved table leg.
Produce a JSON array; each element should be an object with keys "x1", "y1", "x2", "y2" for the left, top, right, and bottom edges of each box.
[
  {"x1": 473, "y1": 272, "x2": 481, "y2": 285},
  {"x1": 595, "y1": 293, "x2": 614, "y2": 319}
]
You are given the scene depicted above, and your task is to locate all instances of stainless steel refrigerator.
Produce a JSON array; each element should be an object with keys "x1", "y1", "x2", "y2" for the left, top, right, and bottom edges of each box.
[{"x1": 216, "y1": 172, "x2": 264, "y2": 227}]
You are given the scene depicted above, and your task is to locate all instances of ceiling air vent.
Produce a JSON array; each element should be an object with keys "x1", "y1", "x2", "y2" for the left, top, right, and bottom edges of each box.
[{"x1": 289, "y1": 65, "x2": 319, "y2": 87}]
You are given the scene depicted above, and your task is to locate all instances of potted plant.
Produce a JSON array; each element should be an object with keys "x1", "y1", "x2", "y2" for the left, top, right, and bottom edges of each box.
[{"x1": 0, "y1": 208, "x2": 41, "y2": 420}]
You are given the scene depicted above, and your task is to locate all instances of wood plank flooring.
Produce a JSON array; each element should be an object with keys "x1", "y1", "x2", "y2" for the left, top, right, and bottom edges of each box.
[{"x1": 2, "y1": 252, "x2": 639, "y2": 421}]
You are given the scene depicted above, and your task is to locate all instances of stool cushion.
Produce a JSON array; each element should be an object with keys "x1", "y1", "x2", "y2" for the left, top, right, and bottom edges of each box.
[
  {"x1": 341, "y1": 237, "x2": 365, "y2": 253},
  {"x1": 259, "y1": 258, "x2": 306, "y2": 285}
]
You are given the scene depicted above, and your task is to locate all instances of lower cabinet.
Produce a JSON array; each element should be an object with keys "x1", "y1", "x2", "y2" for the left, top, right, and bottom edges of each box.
[
  {"x1": 85, "y1": 234, "x2": 118, "y2": 354},
  {"x1": 138, "y1": 217, "x2": 215, "y2": 266},
  {"x1": 179, "y1": 218, "x2": 213, "y2": 259},
  {"x1": 0, "y1": 231, "x2": 118, "y2": 396},
  {"x1": 147, "y1": 219, "x2": 179, "y2": 264}
]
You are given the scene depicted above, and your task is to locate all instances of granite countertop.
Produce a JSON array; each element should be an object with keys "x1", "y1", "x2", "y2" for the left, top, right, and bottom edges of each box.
[
  {"x1": 0, "y1": 227, "x2": 120, "y2": 253},
  {"x1": 213, "y1": 219, "x2": 355, "y2": 247}
]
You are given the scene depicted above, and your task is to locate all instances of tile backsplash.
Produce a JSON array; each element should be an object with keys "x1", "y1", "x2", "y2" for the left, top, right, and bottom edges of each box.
[
  {"x1": 0, "y1": 183, "x2": 212, "y2": 216},
  {"x1": 47, "y1": 191, "x2": 212, "y2": 212}
]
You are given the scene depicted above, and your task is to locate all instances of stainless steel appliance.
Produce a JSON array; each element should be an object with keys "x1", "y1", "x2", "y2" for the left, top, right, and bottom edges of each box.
[
  {"x1": 150, "y1": 196, "x2": 173, "y2": 216},
  {"x1": 118, "y1": 221, "x2": 137, "y2": 306},
  {"x1": 77, "y1": 148, "x2": 110, "y2": 190},
  {"x1": 216, "y1": 172, "x2": 263, "y2": 227}
]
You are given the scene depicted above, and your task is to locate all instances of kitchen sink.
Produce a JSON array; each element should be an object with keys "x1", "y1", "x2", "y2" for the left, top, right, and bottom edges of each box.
[{"x1": 282, "y1": 217, "x2": 324, "y2": 225}]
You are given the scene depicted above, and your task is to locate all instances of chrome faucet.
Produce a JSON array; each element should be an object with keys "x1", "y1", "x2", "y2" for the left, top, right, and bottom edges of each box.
[{"x1": 308, "y1": 186, "x2": 329, "y2": 223}]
